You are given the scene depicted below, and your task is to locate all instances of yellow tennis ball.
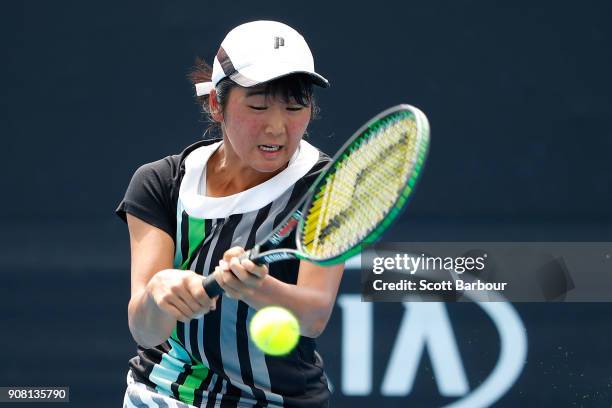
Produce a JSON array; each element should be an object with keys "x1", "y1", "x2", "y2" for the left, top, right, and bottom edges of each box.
[{"x1": 250, "y1": 306, "x2": 300, "y2": 356}]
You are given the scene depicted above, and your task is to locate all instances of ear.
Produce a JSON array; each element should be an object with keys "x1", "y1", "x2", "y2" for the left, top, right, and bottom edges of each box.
[{"x1": 209, "y1": 90, "x2": 223, "y2": 122}]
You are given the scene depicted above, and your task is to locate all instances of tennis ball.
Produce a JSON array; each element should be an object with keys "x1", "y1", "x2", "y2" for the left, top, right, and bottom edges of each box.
[{"x1": 250, "y1": 306, "x2": 300, "y2": 356}]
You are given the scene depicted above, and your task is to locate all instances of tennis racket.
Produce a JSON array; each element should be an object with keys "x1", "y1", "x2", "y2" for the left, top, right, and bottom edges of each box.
[{"x1": 202, "y1": 104, "x2": 430, "y2": 297}]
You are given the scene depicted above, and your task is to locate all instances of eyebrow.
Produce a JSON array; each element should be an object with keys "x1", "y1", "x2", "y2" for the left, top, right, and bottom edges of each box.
[{"x1": 245, "y1": 89, "x2": 267, "y2": 97}]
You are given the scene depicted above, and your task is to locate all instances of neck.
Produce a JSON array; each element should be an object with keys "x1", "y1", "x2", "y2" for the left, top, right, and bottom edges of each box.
[{"x1": 206, "y1": 142, "x2": 287, "y2": 197}]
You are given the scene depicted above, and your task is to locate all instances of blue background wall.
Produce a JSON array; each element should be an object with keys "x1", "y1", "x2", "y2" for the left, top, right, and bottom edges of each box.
[{"x1": 1, "y1": 1, "x2": 610, "y2": 406}]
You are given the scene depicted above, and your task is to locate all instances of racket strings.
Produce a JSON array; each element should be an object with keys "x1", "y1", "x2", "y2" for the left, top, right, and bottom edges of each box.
[
  {"x1": 302, "y1": 115, "x2": 420, "y2": 258},
  {"x1": 318, "y1": 140, "x2": 407, "y2": 238},
  {"x1": 304, "y1": 139, "x2": 410, "y2": 255},
  {"x1": 319, "y1": 132, "x2": 414, "y2": 242}
]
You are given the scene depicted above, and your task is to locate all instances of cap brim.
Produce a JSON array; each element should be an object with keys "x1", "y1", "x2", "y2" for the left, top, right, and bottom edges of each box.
[
  {"x1": 230, "y1": 64, "x2": 329, "y2": 89},
  {"x1": 306, "y1": 72, "x2": 330, "y2": 88}
]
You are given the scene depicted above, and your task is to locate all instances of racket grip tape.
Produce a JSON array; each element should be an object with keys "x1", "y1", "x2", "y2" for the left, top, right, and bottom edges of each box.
[{"x1": 202, "y1": 274, "x2": 224, "y2": 297}]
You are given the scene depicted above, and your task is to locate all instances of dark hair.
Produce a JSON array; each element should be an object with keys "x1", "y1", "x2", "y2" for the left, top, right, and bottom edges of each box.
[{"x1": 187, "y1": 58, "x2": 320, "y2": 139}]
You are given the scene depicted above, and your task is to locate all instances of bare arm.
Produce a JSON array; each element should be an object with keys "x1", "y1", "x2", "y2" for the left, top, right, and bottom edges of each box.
[{"x1": 126, "y1": 214, "x2": 217, "y2": 348}]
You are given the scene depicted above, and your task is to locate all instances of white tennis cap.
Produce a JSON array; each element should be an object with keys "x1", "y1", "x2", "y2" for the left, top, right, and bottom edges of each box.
[{"x1": 195, "y1": 20, "x2": 329, "y2": 96}]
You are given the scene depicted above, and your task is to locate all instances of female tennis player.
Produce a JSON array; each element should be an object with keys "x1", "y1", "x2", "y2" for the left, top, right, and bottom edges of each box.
[{"x1": 116, "y1": 20, "x2": 343, "y2": 408}]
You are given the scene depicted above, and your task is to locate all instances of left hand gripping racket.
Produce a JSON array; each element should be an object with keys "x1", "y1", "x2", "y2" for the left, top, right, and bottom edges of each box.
[{"x1": 203, "y1": 104, "x2": 430, "y2": 297}]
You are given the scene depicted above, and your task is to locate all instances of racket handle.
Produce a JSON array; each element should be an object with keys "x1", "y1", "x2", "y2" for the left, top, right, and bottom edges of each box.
[
  {"x1": 202, "y1": 274, "x2": 224, "y2": 297},
  {"x1": 245, "y1": 246, "x2": 267, "y2": 266},
  {"x1": 201, "y1": 247, "x2": 264, "y2": 297}
]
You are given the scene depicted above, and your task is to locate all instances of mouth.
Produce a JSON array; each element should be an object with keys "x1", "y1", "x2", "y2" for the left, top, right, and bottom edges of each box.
[{"x1": 258, "y1": 144, "x2": 283, "y2": 152}]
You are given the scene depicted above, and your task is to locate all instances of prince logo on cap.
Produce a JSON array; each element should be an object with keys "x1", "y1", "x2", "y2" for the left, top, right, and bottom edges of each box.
[{"x1": 274, "y1": 36, "x2": 285, "y2": 49}]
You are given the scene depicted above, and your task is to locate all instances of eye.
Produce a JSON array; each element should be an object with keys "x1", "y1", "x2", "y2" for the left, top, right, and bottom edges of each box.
[
  {"x1": 248, "y1": 105, "x2": 267, "y2": 111},
  {"x1": 287, "y1": 106, "x2": 304, "y2": 111}
]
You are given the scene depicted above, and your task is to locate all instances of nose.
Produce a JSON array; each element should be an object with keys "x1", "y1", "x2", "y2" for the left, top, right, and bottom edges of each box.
[{"x1": 263, "y1": 106, "x2": 287, "y2": 138}]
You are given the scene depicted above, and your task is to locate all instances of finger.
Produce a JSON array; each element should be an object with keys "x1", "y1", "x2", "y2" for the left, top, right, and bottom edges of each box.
[
  {"x1": 221, "y1": 266, "x2": 244, "y2": 290},
  {"x1": 170, "y1": 280, "x2": 207, "y2": 315},
  {"x1": 223, "y1": 246, "x2": 245, "y2": 263},
  {"x1": 216, "y1": 267, "x2": 249, "y2": 296},
  {"x1": 210, "y1": 296, "x2": 218, "y2": 311},
  {"x1": 186, "y1": 274, "x2": 213, "y2": 308},
  {"x1": 163, "y1": 298, "x2": 195, "y2": 322},
  {"x1": 229, "y1": 258, "x2": 263, "y2": 288},
  {"x1": 223, "y1": 269, "x2": 257, "y2": 299},
  {"x1": 160, "y1": 301, "x2": 191, "y2": 322},
  {"x1": 174, "y1": 285, "x2": 204, "y2": 315},
  {"x1": 240, "y1": 259, "x2": 268, "y2": 279},
  {"x1": 216, "y1": 269, "x2": 240, "y2": 299},
  {"x1": 229, "y1": 257, "x2": 249, "y2": 279},
  {"x1": 213, "y1": 266, "x2": 234, "y2": 291}
]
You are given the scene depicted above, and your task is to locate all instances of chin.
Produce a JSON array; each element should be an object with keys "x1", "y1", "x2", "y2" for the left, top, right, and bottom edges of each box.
[
  {"x1": 254, "y1": 163, "x2": 287, "y2": 174},
  {"x1": 252, "y1": 156, "x2": 291, "y2": 173}
]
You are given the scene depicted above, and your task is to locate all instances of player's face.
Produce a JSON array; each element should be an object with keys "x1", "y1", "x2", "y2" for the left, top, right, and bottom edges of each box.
[{"x1": 221, "y1": 85, "x2": 312, "y2": 173}]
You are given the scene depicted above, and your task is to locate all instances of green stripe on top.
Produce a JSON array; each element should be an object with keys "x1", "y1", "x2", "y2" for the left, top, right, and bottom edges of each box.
[
  {"x1": 177, "y1": 363, "x2": 208, "y2": 406},
  {"x1": 166, "y1": 328, "x2": 208, "y2": 405},
  {"x1": 162, "y1": 329, "x2": 209, "y2": 405},
  {"x1": 180, "y1": 216, "x2": 206, "y2": 270},
  {"x1": 170, "y1": 327, "x2": 180, "y2": 343}
]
